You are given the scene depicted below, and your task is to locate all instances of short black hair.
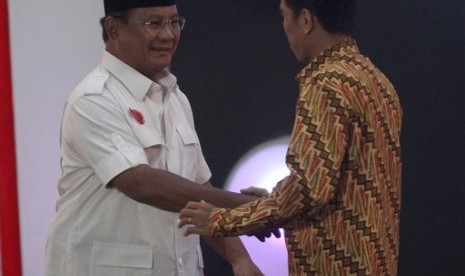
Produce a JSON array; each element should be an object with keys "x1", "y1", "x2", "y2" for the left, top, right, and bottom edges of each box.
[
  {"x1": 100, "y1": 10, "x2": 130, "y2": 43},
  {"x1": 285, "y1": 0, "x2": 357, "y2": 34}
]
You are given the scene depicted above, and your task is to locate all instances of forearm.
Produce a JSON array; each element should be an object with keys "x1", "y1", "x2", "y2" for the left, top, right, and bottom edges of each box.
[{"x1": 110, "y1": 164, "x2": 256, "y2": 212}]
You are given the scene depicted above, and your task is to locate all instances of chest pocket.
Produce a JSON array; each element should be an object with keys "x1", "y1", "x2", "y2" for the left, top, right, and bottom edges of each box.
[
  {"x1": 165, "y1": 125, "x2": 200, "y2": 179},
  {"x1": 132, "y1": 124, "x2": 165, "y2": 165}
]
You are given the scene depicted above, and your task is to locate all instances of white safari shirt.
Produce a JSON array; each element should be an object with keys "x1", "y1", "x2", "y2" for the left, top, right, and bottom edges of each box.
[{"x1": 44, "y1": 51, "x2": 211, "y2": 276}]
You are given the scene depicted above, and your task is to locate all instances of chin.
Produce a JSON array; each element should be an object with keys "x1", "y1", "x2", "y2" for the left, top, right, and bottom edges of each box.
[
  {"x1": 151, "y1": 58, "x2": 172, "y2": 70},
  {"x1": 294, "y1": 53, "x2": 310, "y2": 63}
]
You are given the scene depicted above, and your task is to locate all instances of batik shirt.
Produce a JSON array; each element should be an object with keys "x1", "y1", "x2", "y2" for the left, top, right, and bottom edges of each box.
[{"x1": 209, "y1": 39, "x2": 402, "y2": 275}]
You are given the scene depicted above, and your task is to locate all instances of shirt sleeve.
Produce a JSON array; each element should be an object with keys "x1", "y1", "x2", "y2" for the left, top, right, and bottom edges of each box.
[
  {"x1": 208, "y1": 81, "x2": 351, "y2": 236},
  {"x1": 62, "y1": 92, "x2": 148, "y2": 186}
]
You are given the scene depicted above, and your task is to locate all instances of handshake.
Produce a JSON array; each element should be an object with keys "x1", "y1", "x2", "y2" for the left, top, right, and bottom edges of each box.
[{"x1": 178, "y1": 186, "x2": 281, "y2": 242}]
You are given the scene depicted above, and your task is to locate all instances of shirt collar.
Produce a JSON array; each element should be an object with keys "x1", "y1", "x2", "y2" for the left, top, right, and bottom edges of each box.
[
  {"x1": 296, "y1": 37, "x2": 359, "y2": 82},
  {"x1": 152, "y1": 69, "x2": 178, "y2": 95},
  {"x1": 101, "y1": 51, "x2": 178, "y2": 101}
]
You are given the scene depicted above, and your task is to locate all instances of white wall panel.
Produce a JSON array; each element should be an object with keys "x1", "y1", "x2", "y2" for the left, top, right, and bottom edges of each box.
[{"x1": 8, "y1": 1, "x2": 104, "y2": 274}]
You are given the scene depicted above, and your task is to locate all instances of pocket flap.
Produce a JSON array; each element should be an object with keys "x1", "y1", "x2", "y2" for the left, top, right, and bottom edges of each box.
[
  {"x1": 91, "y1": 242, "x2": 153, "y2": 268},
  {"x1": 133, "y1": 125, "x2": 164, "y2": 148},
  {"x1": 177, "y1": 126, "x2": 199, "y2": 145}
]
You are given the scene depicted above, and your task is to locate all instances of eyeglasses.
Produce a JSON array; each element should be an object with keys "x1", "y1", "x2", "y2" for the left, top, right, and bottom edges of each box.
[{"x1": 143, "y1": 17, "x2": 186, "y2": 31}]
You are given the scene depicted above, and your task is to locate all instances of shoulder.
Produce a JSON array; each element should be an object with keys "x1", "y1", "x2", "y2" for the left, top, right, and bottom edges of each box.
[
  {"x1": 173, "y1": 84, "x2": 188, "y2": 100},
  {"x1": 65, "y1": 66, "x2": 121, "y2": 117},
  {"x1": 67, "y1": 66, "x2": 113, "y2": 105},
  {"x1": 77, "y1": 66, "x2": 110, "y2": 96},
  {"x1": 173, "y1": 86, "x2": 193, "y2": 109}
]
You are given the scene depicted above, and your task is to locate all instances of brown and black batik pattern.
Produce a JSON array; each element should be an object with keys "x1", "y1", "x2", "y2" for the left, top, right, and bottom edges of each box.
[{"x1": 209, "y1": 38, "x2": 402, "y2": 276}]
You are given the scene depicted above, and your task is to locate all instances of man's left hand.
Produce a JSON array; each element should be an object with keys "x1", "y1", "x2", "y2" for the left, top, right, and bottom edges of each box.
[{"x1": 178, "y1": 200, "x2": 214, "y2": 236}]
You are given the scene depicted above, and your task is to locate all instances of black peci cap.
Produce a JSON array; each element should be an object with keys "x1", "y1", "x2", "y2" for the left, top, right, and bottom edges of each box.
[{"x1": 104, "y1": 0, "x2": 176, "y2": 15}]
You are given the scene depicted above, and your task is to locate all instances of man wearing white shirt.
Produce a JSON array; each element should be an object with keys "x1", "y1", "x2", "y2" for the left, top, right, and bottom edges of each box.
[{"x1": 44, "y1": 0, "x2": 263, "y2": 275}]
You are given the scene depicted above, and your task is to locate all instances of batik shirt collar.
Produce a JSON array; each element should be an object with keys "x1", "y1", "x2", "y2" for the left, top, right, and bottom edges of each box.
[{"x1": 296, "y1": 37, "x2": 359, "y2": 83}]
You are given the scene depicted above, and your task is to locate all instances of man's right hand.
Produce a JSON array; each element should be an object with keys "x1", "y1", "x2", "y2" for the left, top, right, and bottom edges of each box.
[{"x1": 240, "y1": 186, "x2": 281, "y2": 242}]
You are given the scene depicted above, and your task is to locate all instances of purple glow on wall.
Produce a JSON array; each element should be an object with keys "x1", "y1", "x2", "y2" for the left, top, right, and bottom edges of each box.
[{"x1": 225, "y1": 136, "x2": 290, "y2": 276}]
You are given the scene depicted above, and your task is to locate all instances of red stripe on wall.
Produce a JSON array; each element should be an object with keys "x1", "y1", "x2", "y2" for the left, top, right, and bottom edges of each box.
[{"x1": 0, "y1": 0, "x2": 23, "y2": 275}]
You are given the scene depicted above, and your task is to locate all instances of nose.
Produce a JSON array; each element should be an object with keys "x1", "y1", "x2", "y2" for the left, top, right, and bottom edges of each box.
[{"x1": 158, "y1": 24, "x2": 176, "y2": 40}]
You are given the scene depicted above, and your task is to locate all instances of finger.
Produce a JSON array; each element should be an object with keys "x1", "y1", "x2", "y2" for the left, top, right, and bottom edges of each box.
[
  {"x1": 241, "y1": 187, "x2": 270, "y2": 197},
  {"x1": 199, "y1": 200, "x2": 215, "y2": 210},
  {"x1": 179, "y1": 208, "x2": 198, "y2": 219},
  {"x1": 177, "y1": 217, "x2": 191, "y2": 228},
  {"x1": 240, "y1": 185, "x2": 258, "y2": 193},
  {"x1": 184, "y1": 226, "x2": 197, "y2": 236},
  {"x1": 184, "y1": 226, "x2": 208, "y2": 237},
  {"x1": 184, "y1": 201, "x2": 203, "y2": 210},
  {"x1": 240, "y1": 188, "x2": 253, "y2": 195}
]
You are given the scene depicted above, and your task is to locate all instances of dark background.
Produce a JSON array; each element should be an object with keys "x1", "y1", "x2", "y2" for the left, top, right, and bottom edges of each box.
[{"x1": 172, "y1": 0, "x2": 465, "y2": 275}]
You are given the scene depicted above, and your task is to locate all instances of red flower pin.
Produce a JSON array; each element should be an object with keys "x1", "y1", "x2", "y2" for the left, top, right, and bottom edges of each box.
[{"x1": 129, "y1": 108, "x2": 145, "y2": 124}]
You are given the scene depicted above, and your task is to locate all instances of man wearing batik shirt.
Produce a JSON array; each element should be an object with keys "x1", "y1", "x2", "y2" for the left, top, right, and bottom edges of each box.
[{"x1": 179, "y1": 0, "x2": 403, "y2": 275}]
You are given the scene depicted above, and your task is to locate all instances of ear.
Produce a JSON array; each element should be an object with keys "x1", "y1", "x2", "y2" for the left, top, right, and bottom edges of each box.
[
  {"x1": 300, "y1": 9, "x2": 315, "y2": 35},
  {"x1": 104, "y1": 17, "x2": 121, "y2": 40}
]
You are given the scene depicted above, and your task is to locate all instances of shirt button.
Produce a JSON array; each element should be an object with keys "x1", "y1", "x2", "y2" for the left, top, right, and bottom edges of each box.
[{"x1": 178, "y1": 258, "x2": 183, "y2": 267}]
